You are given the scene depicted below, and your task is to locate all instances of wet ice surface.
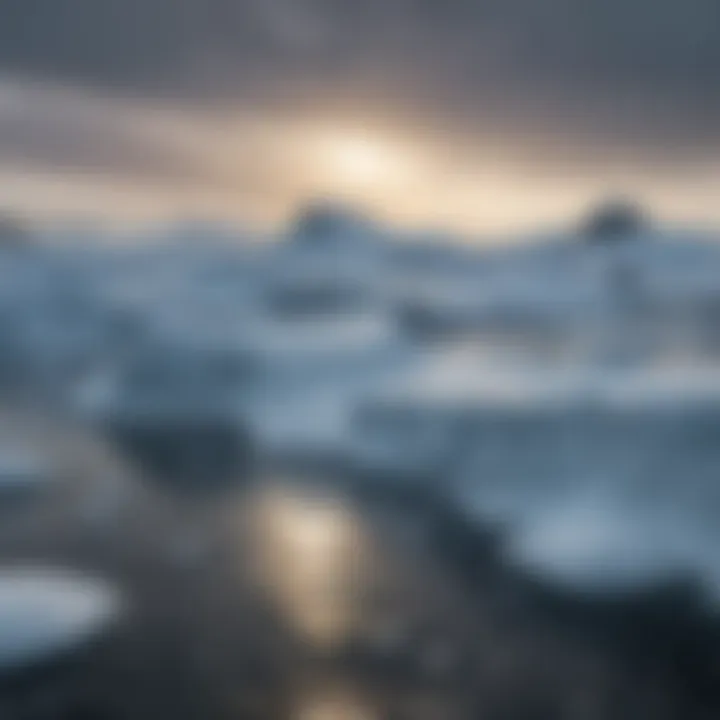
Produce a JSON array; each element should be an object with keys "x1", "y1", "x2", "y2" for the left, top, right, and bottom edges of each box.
[
  {"x1": 348, "y1": 346, "x2": 720, "y2": 598},
  {"x1": 6, "y1": 228, "x2": 720, "y2": 600},
  {"x1": 0, "y1": 413, "x2": 714, "y2": 719},
  {"x1": 2, "y1": 223, "x2": 720, "y2": 715}
]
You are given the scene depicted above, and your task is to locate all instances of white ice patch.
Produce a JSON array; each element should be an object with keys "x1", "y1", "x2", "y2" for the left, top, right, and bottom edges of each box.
[
  {"x1": 505, "y1": 490, "x2": 704, "y2": 594},
  {"x1": 0, "y1": 447, "x2": 51, "y2": 495},
  {"x1": 0, "y1": 568, "x2": 123, "y2": 672}
]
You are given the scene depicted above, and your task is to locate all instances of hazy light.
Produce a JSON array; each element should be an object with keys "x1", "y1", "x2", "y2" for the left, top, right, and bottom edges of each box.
[
  {"x1": 295, "y1": 687, "x2": 375, "y2": 720},
  {"x1": 312, "y1": 131, "x2": 417, "y2": 195},
  {"x1": 249, "y1": 485, "x2": 367, "y2": 647}
]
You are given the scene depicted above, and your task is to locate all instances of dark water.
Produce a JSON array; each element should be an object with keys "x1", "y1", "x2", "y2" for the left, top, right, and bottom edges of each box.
[{"x1": 1, "y1": 437, "x2": 719, "y2": 720}]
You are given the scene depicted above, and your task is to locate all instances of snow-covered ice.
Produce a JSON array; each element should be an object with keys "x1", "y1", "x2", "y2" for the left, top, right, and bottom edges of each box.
[{"x1": 3, "y1": 215, "x2": 720, "y2": 600}]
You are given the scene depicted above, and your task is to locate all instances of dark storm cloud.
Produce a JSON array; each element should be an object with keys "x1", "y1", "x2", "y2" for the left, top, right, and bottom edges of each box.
[{"x1": 0, "y1": 0, "x2": 719, "y2": 156}]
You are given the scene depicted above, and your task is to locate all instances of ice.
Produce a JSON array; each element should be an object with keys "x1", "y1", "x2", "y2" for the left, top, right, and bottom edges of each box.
[
  {"x1": 0, "y1": 568, "x2": 123, "y2": 673},
  {"x1": 0, "y1": 449, "x2": 51, "y2": 495},
  {"x1": 506, "y1": 491, "x2": 700, "y2": 593},
  {"x1": 4, "y1": 218, "x2": 720, "y2": 601}
]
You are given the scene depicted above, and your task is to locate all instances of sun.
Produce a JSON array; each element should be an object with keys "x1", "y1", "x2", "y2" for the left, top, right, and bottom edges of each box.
[
  {"x1": 330, "y1": 136, "x2": 391, "y2": 182},
  {"x1": 313, "y1": 131, "x2": 414, "y2": 191}
]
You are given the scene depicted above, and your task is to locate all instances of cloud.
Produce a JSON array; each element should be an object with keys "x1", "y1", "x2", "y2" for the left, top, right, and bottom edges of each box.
[
  {"x1": 0, "y1": 1, "x2": 718, "y2": 231},
  {"x1": 0, "y1": 79, "x2": 221, "y2": 184},
  {"x1": 0, "y1": 0, "x2": 718, "y2": 157},
  {"x1": 0, "y1": 79, "x2": 381, "y2": 226}
]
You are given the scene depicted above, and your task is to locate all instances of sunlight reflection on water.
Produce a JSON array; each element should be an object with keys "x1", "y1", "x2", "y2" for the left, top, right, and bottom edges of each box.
[
  {"x1": 246, "y1": 483, "x2": 371, "y2": 648},
  {"x1": 294, "y1": 683, "x2": 376, "y2": 720}
]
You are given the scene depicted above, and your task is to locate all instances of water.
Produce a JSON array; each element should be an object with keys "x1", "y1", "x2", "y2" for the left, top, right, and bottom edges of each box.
[{"x1": 2, "y1": 231, "x2": 720, "y2": 716}]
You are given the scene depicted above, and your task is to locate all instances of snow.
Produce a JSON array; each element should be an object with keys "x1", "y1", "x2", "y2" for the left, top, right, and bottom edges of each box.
[
  {"x1": 0, "y1": 450, "x2": 51, "y2": 495},
  {"x1": 4, "y1": 219, "x2": 720, "y2": 599},
  {"x1": 0, "y1": 568, "x2": 123, "y2": 673},
  {"x1": 505, "y1": 491, "x2": 706, "y2": 594}
]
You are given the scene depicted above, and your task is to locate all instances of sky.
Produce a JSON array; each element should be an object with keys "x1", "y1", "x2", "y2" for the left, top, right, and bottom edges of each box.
[{"x1": 1, "y1": 0, "x2": 720, "y2": 236}]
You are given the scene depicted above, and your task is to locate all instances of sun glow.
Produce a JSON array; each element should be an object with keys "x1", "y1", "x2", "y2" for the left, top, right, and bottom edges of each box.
[{"x1": 312, "y1": 131, "x2": 418, "y2": 193}]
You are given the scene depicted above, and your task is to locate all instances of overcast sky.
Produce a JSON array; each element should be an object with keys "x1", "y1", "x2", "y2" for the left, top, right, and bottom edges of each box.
[{"x1": 1, "y1": 0, "x2": 719, "y2": 235}]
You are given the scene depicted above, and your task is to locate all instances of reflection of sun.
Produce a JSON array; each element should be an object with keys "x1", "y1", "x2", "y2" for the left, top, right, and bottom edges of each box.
[
  {"x1": 296, "y1": 687, "x2": 375, "y2": 720},
  {"x1": 248, "y1": 485, "x2": 368, "y2": 647}
]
